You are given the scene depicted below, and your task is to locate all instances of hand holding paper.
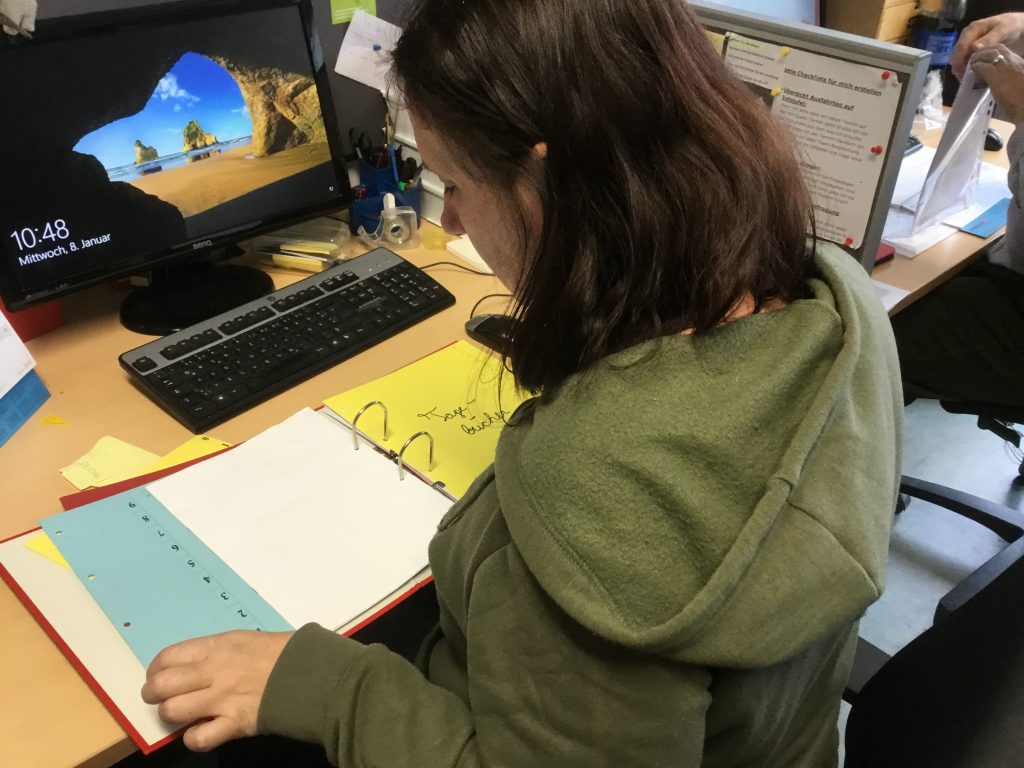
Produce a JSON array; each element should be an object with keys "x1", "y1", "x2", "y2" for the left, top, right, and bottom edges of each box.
[
  {"x1": 952, "y1": 13, "x2": 1024, "y2": 79},
  {"x1": 972, "y1": 46, "x2": 1024, "y2": 125}
]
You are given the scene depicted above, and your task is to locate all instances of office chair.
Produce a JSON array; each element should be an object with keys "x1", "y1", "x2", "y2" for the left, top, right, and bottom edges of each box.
[
  {"x1": 845, "y1": 479, "x2": 1024, "y2": 702},
  {"x1": 843, "y1": 551, "x2": 1024, "y2": 768},
  {"x1": 938, "y1": 400, "x2": 1024, "y2": 479}
]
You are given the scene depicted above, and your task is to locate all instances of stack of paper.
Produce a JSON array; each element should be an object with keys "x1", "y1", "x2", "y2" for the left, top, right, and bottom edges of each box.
[{"x1": 0, "y1": 310, "x2": 48, "y2": 448}]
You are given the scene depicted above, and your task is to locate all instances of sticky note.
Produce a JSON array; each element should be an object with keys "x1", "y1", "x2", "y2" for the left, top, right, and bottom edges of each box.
[
  {"x1": 330, "y1": 0, "x2": 376, "y2": 24},
  {"x1": 23, "y1": 532, "x2": 71, "y2": 570},
  {"x1": 143, "y1": 435, "x2": 233, "y2": 474},
  {"x1": 961, "y1": 197, "x2": 1012, "y2": 239},
  {"x1": 60, "y1": 436, "x2": 160, "y2": 490}
]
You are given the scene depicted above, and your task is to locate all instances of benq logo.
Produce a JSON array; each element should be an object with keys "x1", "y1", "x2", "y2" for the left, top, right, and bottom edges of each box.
[{"x1": 192, "y1": 240, "x2": 214, "y2": 250}]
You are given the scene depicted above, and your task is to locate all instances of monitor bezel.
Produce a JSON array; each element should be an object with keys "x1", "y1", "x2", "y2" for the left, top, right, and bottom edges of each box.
[{"x1": 0, "y1": 0, "x2": 352, "y2": 311}]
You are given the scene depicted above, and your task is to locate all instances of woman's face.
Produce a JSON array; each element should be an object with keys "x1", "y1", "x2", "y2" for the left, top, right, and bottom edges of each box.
[{"x1": 410, "y1": 114, "x2": 540, "y2": 292}]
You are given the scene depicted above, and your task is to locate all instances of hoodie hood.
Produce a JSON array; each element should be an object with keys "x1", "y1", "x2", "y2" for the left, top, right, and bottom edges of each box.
[{"x1": 495, "y1": 243, "x2": 902, "y2": 668}]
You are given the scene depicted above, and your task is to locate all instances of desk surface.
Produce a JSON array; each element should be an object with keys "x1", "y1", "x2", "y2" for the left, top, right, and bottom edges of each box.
[
  {"x1": 874, "y1": 118, "x2": 1015, "y2": 311},
  {"x1": 0, "y1": 228, "x2": 506, "y2": 768},
  {"x1": 1, "y1": 120, "x2": 1013, "y2": 767}
]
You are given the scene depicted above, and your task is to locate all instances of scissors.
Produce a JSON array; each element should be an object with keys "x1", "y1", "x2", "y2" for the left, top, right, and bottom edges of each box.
[{"x1": 0, "y1": 13, "x2": 32, "y2": 38}]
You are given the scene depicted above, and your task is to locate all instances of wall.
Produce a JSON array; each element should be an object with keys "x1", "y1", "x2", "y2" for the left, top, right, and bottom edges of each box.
[{"x1": 36, "y1": 0, "x2": 413, "y2": 156}]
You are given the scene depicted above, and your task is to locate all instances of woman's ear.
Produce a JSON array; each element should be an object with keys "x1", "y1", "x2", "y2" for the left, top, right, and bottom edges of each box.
[{"x1": 533, "y1": 142, "x2": 548, "y2": 159}]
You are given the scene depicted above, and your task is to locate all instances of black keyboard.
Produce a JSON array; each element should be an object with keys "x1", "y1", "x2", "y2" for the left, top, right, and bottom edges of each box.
[{"x1": 119, "y1": 248, "x2": 455, "y2": 432}]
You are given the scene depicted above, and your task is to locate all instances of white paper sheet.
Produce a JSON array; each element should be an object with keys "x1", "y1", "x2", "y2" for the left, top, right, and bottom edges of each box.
[
  {"x1": 871, "y1": 279, "x2": 911, "y2": 313},
  {"x1": 891, "y1": 146, "x2": 937, "y2": 208},
  {"x1": 333, "y1": 10, "x2": 402, "y2": 94},
  {"x1": 147, "y1": 408, "x2": 451, "y2": 630},
  {"x1": 0, "y1": 310, "x2": 35, "y2": 401},
  {"x1": 882, "y1": 207, "x2": 958, "y2": 257},
  {"x1": 913, "y1": 67, "x2": 995, "y2": 232}
]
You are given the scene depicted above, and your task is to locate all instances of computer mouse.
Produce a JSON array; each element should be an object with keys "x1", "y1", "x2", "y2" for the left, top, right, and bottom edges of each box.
[
  {"x1": 985, "y1": 127, "x2": 1004, "y2": 152},
  {"x1": 465, "y1": 313, "x2": 517, "y2": 355}
]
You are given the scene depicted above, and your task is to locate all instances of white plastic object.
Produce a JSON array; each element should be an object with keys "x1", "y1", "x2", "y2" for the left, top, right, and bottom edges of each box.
[{"x1": 446, "y1": 234, "x2": 492, "y2": 273}]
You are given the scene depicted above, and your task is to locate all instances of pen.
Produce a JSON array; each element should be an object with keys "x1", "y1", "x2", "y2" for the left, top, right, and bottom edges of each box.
[{"x1": 388, "y1": 143, "x2": 400, "y2": 184}]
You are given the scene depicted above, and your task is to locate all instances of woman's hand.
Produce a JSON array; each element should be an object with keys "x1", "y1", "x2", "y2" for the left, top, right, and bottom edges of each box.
[
  {"x1": 972, "y1": 46, "x2": 1024, "y2": 126},
  {"x1": 952, "y1": 13, "x2": 1024, "y2": 80},
  {"x1": 141, "y1": 630, "x2": 293, "y2": 752}
]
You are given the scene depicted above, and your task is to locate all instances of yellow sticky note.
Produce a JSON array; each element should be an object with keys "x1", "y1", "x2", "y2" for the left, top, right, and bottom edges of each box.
[
  {"x1": 706, "y1": 30, "x2": 727, "y2": 56},
  {"x1": 143, "y1": 435, "x2": 233, "y2": 474},
  {"x1": 324, "y1": 341, "x2": 529, "y2": 499},
  {"x1": 23, "y1": 532, "x2": 71, "y2": 570},
  {"x1": 59, "y1": 436, "x2": 160, "y2": 490}
]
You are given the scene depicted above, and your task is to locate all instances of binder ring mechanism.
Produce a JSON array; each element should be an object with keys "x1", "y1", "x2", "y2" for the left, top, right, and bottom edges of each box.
[
  {"x1": 398, "y1": 431, "x2": 434, "y2": 481},
  {"x1": 351, "y1": 400, "x2": 388, "y2": 450},
  {"x1": 351, "y1": 400, "x2": 436, "y2": 481}
]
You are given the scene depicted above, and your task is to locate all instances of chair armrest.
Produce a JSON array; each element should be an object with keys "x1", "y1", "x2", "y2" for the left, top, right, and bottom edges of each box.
[{"x1": 900, "y1": 476, "x2": 1024, "y2": 542}]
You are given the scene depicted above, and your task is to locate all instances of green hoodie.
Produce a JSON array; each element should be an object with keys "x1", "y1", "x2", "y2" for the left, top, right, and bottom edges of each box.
[{"x1": 258, "y1": 243, "x2": 902, "y2": 766}]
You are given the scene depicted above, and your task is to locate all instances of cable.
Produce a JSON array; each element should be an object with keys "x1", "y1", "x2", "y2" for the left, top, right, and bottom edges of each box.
[
  {"x1": 469, "y1": 292, "x2": 513, "y2": 320},
  {"x1": 419, "y1": 260, "x2": 495, "y2": 277}
]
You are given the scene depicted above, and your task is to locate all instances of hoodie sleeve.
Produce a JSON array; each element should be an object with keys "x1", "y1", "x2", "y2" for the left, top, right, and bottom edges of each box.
[{"x1": 258, "y1": 542, "x2": 713, "y2": 768}]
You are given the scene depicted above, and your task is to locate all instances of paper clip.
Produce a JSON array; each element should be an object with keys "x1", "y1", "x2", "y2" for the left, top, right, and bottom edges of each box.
[
  {"x1": 398, "y1": 431, "x2": 434, "y2": 481},
  {"x1": 351, "y1": 400, "x2": 388, "y2": 450}
]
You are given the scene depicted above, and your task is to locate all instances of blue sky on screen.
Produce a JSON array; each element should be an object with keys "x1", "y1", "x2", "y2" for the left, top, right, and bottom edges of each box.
[{"x1": 75, "y1": 53, "x2": 253, "y2": 170}]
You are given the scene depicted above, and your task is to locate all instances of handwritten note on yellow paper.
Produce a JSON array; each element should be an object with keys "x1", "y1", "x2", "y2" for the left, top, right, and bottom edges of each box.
[
  {"x1": 143, "y1": 435, "x2": 233, "y2": 474},
  {"x1": 23, "y1": 532, "x2": 71, "y2": 570},
  {"x1": 324, "y1": 341, "x2": 529, "y2": 498},
  {"x1": 59, "y1": 436, "x2": 160, "y2": 490}
]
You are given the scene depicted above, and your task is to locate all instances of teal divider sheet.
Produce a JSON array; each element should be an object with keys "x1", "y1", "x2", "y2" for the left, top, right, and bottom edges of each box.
[{"x1": 41, "y1": 488, "x2": 292, "y2": 667}]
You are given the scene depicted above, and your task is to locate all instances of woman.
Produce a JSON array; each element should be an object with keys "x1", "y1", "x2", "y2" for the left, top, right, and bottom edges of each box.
[
  {"x1": 893, "y1": 13, "x2": 1024, "y2": 408},
  {"x1": 142, "y1": 1, "x2": 902, "y2": 764}
]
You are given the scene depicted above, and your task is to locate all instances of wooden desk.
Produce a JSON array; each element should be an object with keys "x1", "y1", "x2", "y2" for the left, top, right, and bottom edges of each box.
[
  {"x1": 0, "y1": 225, "x2": 505, "y2": 768},
  {"x1": 874, "y1": 118, "x2": 1016, "y2": 312}
]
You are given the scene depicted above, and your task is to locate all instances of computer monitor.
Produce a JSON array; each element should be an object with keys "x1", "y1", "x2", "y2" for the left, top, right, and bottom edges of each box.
[
  {"x1": 0, "y1": 0, "x2": 351, "y2": 334},
  {"x1": 706, "y1": 0, "x2": 820, "y2": 26},
  {"x1": 691, "y1": 3, "x2": 930, "y2": 272}
]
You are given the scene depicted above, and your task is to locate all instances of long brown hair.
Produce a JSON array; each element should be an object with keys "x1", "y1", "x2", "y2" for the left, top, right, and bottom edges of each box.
[{"x1": 393, "y1": 0, "x2": 816, "y2": 393}]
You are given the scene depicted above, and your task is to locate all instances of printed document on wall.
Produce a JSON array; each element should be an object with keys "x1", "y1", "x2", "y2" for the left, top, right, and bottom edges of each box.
[{"x1": 724, "y1": 36, "x2": 904, "y2": 248}]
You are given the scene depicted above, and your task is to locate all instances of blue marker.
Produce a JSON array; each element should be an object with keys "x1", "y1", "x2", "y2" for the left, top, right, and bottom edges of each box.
[{"x1": 388, "y1": 144, "x2": 400, "y2": 184}]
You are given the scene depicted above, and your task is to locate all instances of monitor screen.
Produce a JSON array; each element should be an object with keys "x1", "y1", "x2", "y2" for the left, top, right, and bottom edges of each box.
[
  {"x1": 0, "y1": 0, "x2": 350, "y2": 313},
  {"x1": 707, "y1": 0, "x2": 819, "y2": 26}
]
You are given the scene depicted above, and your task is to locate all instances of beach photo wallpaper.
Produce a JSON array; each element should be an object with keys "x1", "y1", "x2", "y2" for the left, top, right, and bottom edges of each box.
[{"x1": 1, "y1": 5, "x2": 342, "y2": 294}]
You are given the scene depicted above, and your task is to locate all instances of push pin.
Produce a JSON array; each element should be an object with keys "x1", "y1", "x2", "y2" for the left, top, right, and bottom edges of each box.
[
  {"x1": 881, "y1": 71, "x2": 891, "y2": 81},
  {"x1": 771, "y1": 87, "x2": 784, "y2": 97},
  {"x1": 844, "y1": 237, "x2": 854, "y2": 248},
  {"x1": 870, "y1": 145, "x2": 884, "y2": 155},
  {"x1": 780, "y1": 47, "x2": 792, "y2": 57}
]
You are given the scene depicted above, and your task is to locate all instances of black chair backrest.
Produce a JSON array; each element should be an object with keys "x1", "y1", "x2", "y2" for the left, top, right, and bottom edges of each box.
[{"x1": 844, "y1": 555, "x2": 1024, "y2": 767}]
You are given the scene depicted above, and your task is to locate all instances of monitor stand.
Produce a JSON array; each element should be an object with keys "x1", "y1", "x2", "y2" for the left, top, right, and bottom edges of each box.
[{"x1": 120, "y1": 253, "x2": 273, "y2": 336}]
